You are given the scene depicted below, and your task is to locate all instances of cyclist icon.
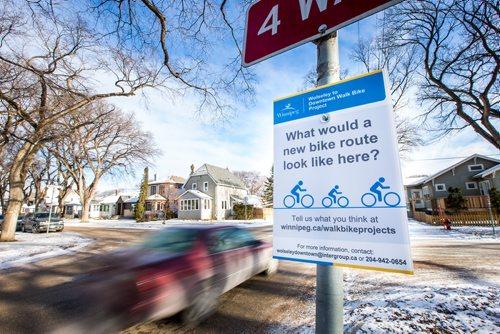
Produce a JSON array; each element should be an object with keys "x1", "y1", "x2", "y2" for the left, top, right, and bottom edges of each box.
[
  {"x1": 283, "y1": 180, "x2": 314, "y2": 208},
  {"x1": 322, "y1": 185, "x2": 349, "y2": 208},
  {"x1": 361, "y1": 177, "x2": 401, "y2": 207}
]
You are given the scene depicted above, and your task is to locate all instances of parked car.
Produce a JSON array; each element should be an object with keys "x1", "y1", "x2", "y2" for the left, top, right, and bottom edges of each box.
[
  {"x1": 21, "y1": 212, "x2": 64, "y2": 233},
  {"x1": 80, "y1": 225, "x2": 278, "y2": 332},
  {"x1": 0, "y1": 214, "x2": 25, "y2": 232}
]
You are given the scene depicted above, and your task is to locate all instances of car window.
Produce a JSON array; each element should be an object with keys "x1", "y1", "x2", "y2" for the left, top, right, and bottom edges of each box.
[
  {"x1": 140, "y1": 228, "x2": 199, "y2": 253},
  {"x1": 208, "y1": 228, "x2": 258, "y2": 253},
  {"x1": 35, "y1": 213, "x2": 50, "y2": 219}
]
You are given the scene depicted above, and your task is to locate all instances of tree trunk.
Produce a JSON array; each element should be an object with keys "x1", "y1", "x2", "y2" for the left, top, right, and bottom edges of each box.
[
  {"x1": 80, "y1": 197, "x2": 91, "y2": 222},
  {"x1": 0, "y1": 142, "x2": 37, "y2": 241}
]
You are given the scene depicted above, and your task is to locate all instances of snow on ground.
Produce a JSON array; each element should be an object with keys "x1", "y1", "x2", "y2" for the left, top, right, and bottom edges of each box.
[
  {"x1": 64, "y1": 218, "x2": 273, "y2": 230},
  {"x1": 343, "y1": 282, "x2": 498, "y2": 334},
  {"x1": 0, "y1": 232, "x2": 92, "y2": 270},
  {"x1": 408, "y1": 219, "x2": 498, "y2": 241},
  {"x1": 1, "y1": 218, "x2": 498, "y2": 333}
]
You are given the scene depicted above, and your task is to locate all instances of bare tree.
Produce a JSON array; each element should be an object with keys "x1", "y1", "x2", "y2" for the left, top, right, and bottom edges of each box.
[
  {"x1": 25, "y1": 149, "x2": 60, "y2": 212},
  {"x1": 386, "y1": 0, "x2": 499, "y2": 149},
  {"x1": 350, "y1": 32, "x2": 423, "y2": 153},
  {"x1": 233, "y1": 170, "x2": 266, "y2": 196},
  {"x1": 51, "y1": 102, "x2": 159, "y2": 222},
  {"x1": 0, "y1": 1, "x2": 162, "y2": 240}
]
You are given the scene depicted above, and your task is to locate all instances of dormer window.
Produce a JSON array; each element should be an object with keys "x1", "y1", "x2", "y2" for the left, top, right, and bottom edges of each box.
[{"x1": 468, "y1": 164, "x2": 484, "y2": 172}]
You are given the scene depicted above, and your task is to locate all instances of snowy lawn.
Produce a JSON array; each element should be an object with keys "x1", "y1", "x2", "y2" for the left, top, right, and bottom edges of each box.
[
  {"x1": 0, "y1": 232, "x2": 92, "y2": 270},
  {"x1": 343, "y1": 220, "x2": 499, "y2": 333}
]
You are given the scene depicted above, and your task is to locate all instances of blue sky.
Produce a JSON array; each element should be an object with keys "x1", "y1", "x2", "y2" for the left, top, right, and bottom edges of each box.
[{"x1": 101, "y1": 11, "x2": 499, "y2": 190}]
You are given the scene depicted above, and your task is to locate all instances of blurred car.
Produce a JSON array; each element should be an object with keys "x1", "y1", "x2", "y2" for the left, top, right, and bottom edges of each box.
[
  {"x1": 81, "y1": 225, "x2": 278, "y2": 331},
  {"x1": 21, "y1": 212, "x2": 64, "y2": 233}
]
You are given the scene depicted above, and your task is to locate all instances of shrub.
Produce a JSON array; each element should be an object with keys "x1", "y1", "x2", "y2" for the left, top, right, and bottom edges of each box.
[{"x1": 233, "y1": 203, "x2": 254, "y2": 220}]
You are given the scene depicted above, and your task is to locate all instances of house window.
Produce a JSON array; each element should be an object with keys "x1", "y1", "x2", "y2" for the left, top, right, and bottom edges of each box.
[
  {"x1": 145, "y1": 202, "x2": 152, "y2": 211},
  {"x1": 150, "y1": 186, "x2": 157, "y2": 195},
  {"x1": 180, "y1": 199, "x2": 199, "y2": 211},
  {"x1": 465, "y1": 182, "x2": 478, "y2": 190},
  {"x1": 222, "y1": 201, "x2": 228, "y2": 210},
  {"x1": 422, "y1": 186, "x2": 430, "y2": 198},
  {"x1": 435, "y1": 184, "x2": 446, "y2": 192},
  {"x1": 203, "y1": 182, "x2": 208, "y2": 192},
  {"x1": 159, "y1": 185, "x2": 165, "y2": 195},
  {"x1": 468, "y1": 164, "x2": 484, "y2": 172},
  {"x1": 192, "y1": 183, "x2": 197, "y2": 190}
]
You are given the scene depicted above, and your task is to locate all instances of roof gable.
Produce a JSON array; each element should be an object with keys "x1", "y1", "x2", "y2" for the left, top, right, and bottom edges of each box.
[
  {"x1": 410, "y1": 154, "x2": 500, "y2": 186},
  {"x1": 190, "y1": 164, "x2": 246, "y2": 189}
]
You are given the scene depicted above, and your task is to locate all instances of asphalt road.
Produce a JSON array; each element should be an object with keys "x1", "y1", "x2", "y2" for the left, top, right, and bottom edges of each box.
[{"x1": 0, "y1": 226, "x2": 498, "y2": 334}]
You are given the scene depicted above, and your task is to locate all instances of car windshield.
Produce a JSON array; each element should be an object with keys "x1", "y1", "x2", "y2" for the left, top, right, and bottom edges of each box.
[
  {"x1": 34, "y1": 213, "x2": 60, "y2": 221},
  {"x1": 140, "y1": 228, "x2": 199, "y2": 253}
]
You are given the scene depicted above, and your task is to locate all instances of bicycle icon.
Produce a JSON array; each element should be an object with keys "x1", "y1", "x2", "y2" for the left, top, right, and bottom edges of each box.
[
  {"x1": 360, "y1": 177, "x2": 401, "y2": 207},
  {"x1": 321, "y1": 196, "x2": 349, "y2": 208},
  {"x1": 361, "y1": 191, "x2": 400, "y2": 207},
  {"x1": 283, "y1": 194, "x2": 314, "y2": 208}
]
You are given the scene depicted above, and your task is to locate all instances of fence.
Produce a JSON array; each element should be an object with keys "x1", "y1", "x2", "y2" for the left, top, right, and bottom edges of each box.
[
  {"x1": 254, "y1": 208, "x2": 273, "y2": 220},
  {"x1": 412, "y1": 210, "x2": 498, "y2": 226}
]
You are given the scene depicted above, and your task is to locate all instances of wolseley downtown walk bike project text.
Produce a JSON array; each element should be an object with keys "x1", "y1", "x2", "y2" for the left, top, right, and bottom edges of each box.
[{"x1": 272, "y1": 71, "x2": 413, "y2": 274}]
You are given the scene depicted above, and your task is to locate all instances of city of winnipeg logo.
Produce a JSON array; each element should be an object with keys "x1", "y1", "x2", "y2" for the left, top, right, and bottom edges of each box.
[{"x1": 276, "y1": 103, "x2": 300, "y2": 118}]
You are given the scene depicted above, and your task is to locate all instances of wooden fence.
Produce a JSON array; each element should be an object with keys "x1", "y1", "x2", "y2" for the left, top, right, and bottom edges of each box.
[{"x1": 412, "y1": 210, "x2": 498, "y2": 226}]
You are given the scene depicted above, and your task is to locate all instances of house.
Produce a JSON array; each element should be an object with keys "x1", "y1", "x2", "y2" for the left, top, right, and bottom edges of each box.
[
  {"x1": 405, "y1": 154, "x2": 499, "y2": 212},
  {"x1": 63, "y1": 190, "x2": 82, "y2": 218},
  {"x1": 99, "y1": 195, "x2": 120, "y2": 218},
  {"x1": 176, "y1": 164, "x2": 248, "y2": 220},
  {"x1": 146, "y1": 176, "x2": 185, "y2": 217}
]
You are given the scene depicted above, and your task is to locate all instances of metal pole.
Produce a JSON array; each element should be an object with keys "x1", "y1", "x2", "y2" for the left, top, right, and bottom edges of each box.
[
  {"x1": 486, "y1": 195, "x2": 496, "y2": 238},
  {"x1": 315, "y1": 31, "x2": 344, "y2": 334},
  {"x1": 47, "y1": 186, "x2": 54, "y2": 234}
]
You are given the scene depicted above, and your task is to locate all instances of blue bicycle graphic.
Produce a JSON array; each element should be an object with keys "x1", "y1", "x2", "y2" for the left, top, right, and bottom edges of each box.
[
  {"x1": 321, "y1": 195, "x2": 349, "y2": 208},
  {"x1": 283, "y1": 194, "x2": 314, "y2": 208},
  {"x1": 361, "y1": 191, "x2": 401, "y2": 207}
]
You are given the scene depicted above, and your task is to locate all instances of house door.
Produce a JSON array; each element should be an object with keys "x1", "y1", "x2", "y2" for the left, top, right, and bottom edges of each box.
[
  {"x1": 479, "y1": 181, "x2": 491, "y2": 196},
  {"x1": 411, "y1": 190, "x2": 425, "y2": 209}
]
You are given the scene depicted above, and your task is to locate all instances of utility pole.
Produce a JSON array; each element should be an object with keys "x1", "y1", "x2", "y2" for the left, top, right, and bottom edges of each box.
[{"x1": 315, "y1": 31, "x2": 344, "y2": 334}]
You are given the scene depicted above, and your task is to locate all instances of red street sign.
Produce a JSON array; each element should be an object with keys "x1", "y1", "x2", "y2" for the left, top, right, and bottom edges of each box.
[{"x1": 243, "y1": 0, "x2": 402, "y2": 67}]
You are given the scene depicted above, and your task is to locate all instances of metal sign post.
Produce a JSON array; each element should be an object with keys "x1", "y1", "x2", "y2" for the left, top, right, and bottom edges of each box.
[{"x1": 315, "y1": 32, "x2": 343, "y2": 334}]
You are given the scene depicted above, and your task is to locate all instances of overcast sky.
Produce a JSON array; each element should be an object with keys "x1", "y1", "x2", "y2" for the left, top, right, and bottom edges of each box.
[{"x1": 99, "y1": 12, "x2": 499, "y2": 191}]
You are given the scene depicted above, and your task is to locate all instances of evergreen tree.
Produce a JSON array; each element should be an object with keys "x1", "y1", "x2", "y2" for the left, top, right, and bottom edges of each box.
[
  {"x1": 447, "y1": 187, "x2": 466, "y2": 213},
  {"x1": 135, "y1": 167, "x2": 148, "y2": 221},
  {"x1": 262, "y1": 167, "x2": 273, "y2": 208},
  {"x1": 489, "y1": 188, "x2": 500, "y2": 215}
]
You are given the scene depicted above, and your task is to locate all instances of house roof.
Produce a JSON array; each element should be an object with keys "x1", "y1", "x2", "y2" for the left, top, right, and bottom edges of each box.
[
  {"x1": 149, "y1": 176, "x2": 186, "y2": 185},
  {"x1": 191, "y1": 164, "x2": 246, "y2": 189},
  {"x1": 473, "y1": 164, "x2": 500, "y2": 178},
  {"x1": 100, "y1": 195, "x2": 120, "y2": 204},
  {"x1": 176, "y1": 190, "x2": 213, "y2": 201},
  {"x1": 146, "y1": 194, "x2": 166, "y2": 201},
  {"x1": 124, "y1": 196, "x2": 138, "y2": 204},
  {"x1": 407, "y1": 154, "x2": 500, "y2": 187}
]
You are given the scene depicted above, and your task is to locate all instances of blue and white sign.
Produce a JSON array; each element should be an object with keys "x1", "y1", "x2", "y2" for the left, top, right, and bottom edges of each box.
[{"x1": 273, "y1": 70, "x2": 413, "y2": 274}]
